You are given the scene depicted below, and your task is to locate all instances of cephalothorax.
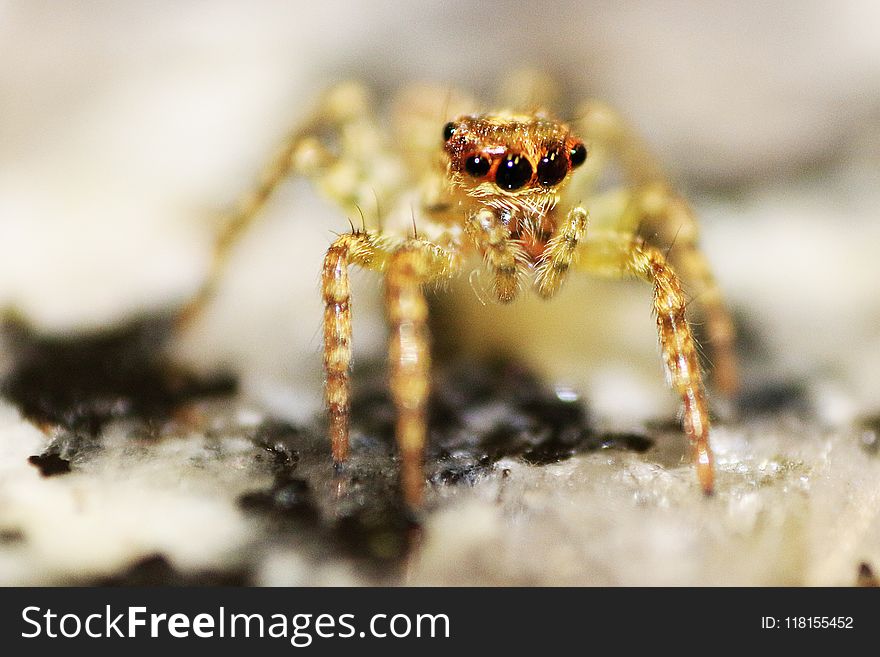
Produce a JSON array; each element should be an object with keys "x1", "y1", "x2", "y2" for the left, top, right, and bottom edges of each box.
[
  {"x1": 443, "y1": 113, "x2": 587, "y2": 267},
  {"x1": 178, "y1": 79, "x2": 737, "y2": 507}
]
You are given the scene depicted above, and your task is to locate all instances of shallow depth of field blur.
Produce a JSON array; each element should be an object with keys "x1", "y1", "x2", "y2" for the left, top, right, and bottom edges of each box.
[{"x1": 1, "y1": 1, "x2": 879, "y2": 585}]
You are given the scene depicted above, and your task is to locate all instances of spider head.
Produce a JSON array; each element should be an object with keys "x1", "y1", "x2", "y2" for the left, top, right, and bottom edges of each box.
[{"x1": 442, "y1": 113, "x2": 587, "y2": 214}]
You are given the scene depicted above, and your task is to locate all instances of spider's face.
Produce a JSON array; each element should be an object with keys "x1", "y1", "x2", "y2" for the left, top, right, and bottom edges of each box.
[{"x1": 442, "y1": 113, "x2": 587, "y2": 211}]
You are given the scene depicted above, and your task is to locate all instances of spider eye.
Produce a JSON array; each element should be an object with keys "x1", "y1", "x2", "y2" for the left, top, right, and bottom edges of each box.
[
  {"x1": 495, "y1": 153, "x2": 532, "y2": 190},
  {"x1": 443, "y1": 122, "x2": 457, "y2": 141},
  {"x1": 536, "y1": 149, "x2": 569, "y2": 186},
  {"x1": 569, "y1": 142, "x2": 587, "y2": 168},
  {"x1": 464, "y1": 154, "x2": 491, "y2": 177}
]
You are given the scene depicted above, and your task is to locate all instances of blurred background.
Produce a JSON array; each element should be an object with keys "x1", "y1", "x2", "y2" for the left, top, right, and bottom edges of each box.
[{"x1": 1, "y1": 0, "x2": 880, "y2": 586}]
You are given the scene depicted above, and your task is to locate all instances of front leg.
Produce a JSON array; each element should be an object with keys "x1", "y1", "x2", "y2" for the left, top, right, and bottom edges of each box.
[
  {"x1": 323, "y1": 230, "x2": 459, "y2": 507},
  {"x1": 384, "y1": 240, "x2": 460, "y2": 507},
  {"x1": 632, "y1": 184, "x2": 738, "y2": 396},
  {"x1": 385, "y1": 247, "x2": 432, "y2": 507},
  {"x1": 570, "y1": 100, "x2": 738, "y2": 395},
  {"x1": 322, "y1": 231, "x2": 385, "y2": 463},
  {"x1": 579, "y1": 231, "x2": 714, "y2": 494}
]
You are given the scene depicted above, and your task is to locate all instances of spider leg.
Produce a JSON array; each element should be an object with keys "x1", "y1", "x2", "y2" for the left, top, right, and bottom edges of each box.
[
  {"x1": 384, "y1": 240, "x2": 460, "y2": 507},
  {"x1": 323, "y1": 229, "x2": 459, "y2": 507},
  {"x1": 578, "y1": 230, "x2": 714, "y2": 494},
  {"x1": 571, "y1": 101, "x2": 738, "y2": 395},
  {"x1": 177, "y1": 82, "x2": 377, "y2": 329},
  {"x1": 464, "y1": 208, "x2": 529, "y2": 303},
  {"x1": 633, "y1": 184, "x2": 738, "y2": 396},
  {"x1": 322, "y1": 231, "x2": 382, "y2": 463},
  {"x1": 533, "y1": 206, "x2": 589, "y2": 298}
]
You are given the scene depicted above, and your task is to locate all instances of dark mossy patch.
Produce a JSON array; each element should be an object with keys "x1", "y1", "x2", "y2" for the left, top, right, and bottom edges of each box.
[
  {"x1": 332, "y1": 500, "x2": 418, "y2": 564},
  {"x1": 233, "y1": 357, "x2": 645, "y2": 567},
  {"x1": 349, "y1": 358, "x2": 653, "y2": 483},
  {"x1": 239, "y1": 475, "x2": 319, "y2": 523},
  {"x1": 236, "y1": 415, "x2": 413, "y2": 565},
  {"x1": 237, "y1": 420, "x2": 320, "y2": 525},
  {"x1": 1, "y1": 315, "x2": 236, "y2": 435}
]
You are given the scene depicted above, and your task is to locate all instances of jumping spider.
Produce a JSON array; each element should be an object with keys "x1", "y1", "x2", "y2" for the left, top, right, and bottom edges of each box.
[{"x1": 178, "y1": 79, "x2": 737, "y2": 507}]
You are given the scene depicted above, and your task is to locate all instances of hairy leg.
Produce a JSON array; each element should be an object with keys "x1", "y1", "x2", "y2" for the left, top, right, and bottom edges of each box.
[
  {"x1": 385, "y1": 240, "x2": 460, "y2": 507},
  {"x1": 323, "y1": 230, "x2": 459, "y2": 506},
  {"x1": 634, "y1": 184, "x2": 738, "y2": 395},
  {"x1": 570, "y1": 100, "x2": 737, "y2": 394},
  {"x1": 322, "y1": 231, "x2": 385, "y2": 463},
  {"x1": 385, "y1": 247, "x2": 432, "y2": 507},
  {"x1": 533, "y1": 206, "x2": 589, "y2": 298},
  {"x1": 579, "y1": 231, "x2": 714, "y2": 494}
]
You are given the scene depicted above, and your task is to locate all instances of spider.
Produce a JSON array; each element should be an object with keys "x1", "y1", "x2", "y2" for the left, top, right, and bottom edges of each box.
[{"x1": 177, "y1": 78, "x2": 737, "y2": 508}]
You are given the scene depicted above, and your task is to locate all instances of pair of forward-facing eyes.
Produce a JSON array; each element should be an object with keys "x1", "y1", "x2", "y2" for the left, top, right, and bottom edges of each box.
[{"x1": 443, "y1": 121, "x2": 587, "y2": 191}]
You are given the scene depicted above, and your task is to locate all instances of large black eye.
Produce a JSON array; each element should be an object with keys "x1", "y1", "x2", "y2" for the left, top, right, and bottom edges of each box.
[
  {"x1": 569, "y1": 142, "x2": 587, "y2": 167},
  {"x1": 496, "y1": 153, "x2": 532, "y2": 190},
  {"x1": 464, "y1": 154, "x2": 491, "y2": 177},
  {"x1": 443, "y1": 122, "x2": 456, "y2": 141},
  {"x1": 536, "y1": 149, "x2": 569, "y2": 186}
]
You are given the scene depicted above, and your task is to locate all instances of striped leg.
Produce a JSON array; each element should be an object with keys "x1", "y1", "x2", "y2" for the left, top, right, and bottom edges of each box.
[
  {"x1": 636, "y1": 184, "x2": 738, "y2": 395},
  {"x1": 324, "y1": 231, "x2": 459, "y2": 506},
  {"x1": 580, "y1": 232, "x2": 714, "y2": 494},
  {"x1": 384, "y1": 240, "x2": 460, "y2": 507},
  {"x1": 571, "y1": 100, "x2": 738, "y2": 395},
  {"x1": 322, "y1": 232, "x2": 380, "y2": 464},
  {"x1": 385, "y1": 246, "x2": 432, "y2": 507}
]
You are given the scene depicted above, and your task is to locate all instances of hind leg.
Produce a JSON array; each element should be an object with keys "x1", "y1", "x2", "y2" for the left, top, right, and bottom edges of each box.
[{"x1": 177, "y1": 82, "x2": 393, "y2": 329}]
